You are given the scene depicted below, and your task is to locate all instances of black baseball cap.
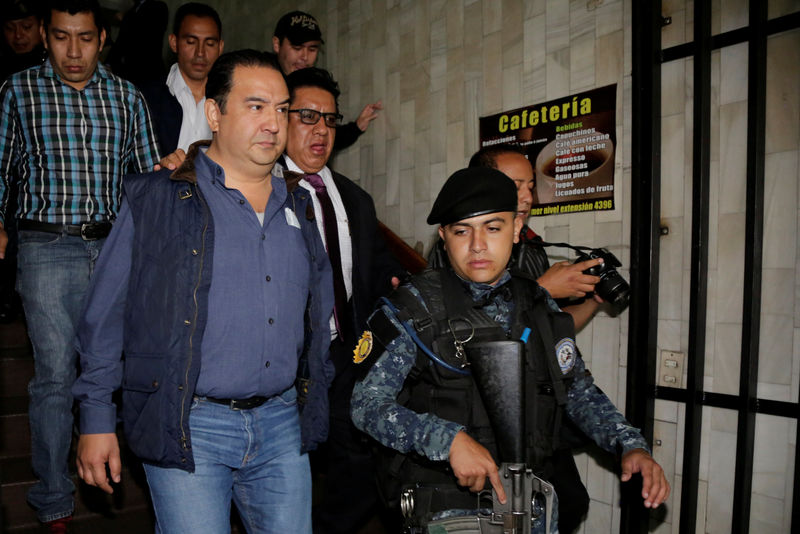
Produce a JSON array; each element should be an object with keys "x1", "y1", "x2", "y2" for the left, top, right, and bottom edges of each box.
[{"x1": 273, "y1": 11, "x2": 324, "y2": 45}]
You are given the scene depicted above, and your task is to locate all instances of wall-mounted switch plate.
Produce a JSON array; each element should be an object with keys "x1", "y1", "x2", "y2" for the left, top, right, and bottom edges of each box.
[{"x1": 658, "y1": 350, "x2": 684, "y2": 388}]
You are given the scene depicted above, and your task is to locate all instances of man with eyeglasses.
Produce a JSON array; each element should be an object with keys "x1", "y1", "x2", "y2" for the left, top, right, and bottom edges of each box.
[
  {"x1": 272, "y1": 11, "x2": 382, "y2": 152},
  {"x1": 282, "y1": 67, "x2": 404, "y2": 534}
]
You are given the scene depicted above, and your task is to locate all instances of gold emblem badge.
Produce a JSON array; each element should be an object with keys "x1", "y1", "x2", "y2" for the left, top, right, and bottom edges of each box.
[{"x1": 353, "y1": 331, "x2": 373, "y2": 364}]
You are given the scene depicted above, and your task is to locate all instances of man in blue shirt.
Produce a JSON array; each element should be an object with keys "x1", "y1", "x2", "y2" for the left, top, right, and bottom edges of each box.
[
  {"x1": 72, "y1": 50, "x2": 334, "y2": 534},
  {"x1": 0, "y1": 1, "x2": 159, "y2": 529}
]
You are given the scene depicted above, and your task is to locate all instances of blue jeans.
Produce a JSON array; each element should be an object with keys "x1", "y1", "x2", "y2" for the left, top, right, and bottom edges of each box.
[
  {"x1": 17, "y1": 230, "x2": 105, "y2": 522},
  {"x1": 143, "y1": 389, "x2": 311, "y2": 534}
]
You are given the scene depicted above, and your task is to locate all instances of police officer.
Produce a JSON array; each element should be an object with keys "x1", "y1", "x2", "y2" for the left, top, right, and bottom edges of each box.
[{"x1": 351, "y1": 167, "x2": 669, "y2": 533}]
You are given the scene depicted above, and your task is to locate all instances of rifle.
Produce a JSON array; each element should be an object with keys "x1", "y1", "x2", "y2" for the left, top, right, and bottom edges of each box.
[{"x1": 425, "y1": 340, "x2": 555, "y2": 533}]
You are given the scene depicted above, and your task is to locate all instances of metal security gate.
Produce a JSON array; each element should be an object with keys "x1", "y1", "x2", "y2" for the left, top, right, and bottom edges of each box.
[{"x1": 626, "y1": 2, "x2": 800, "y2": 533}]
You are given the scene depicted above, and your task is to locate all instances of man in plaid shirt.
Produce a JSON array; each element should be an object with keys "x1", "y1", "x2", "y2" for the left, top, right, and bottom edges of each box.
[{"x1": 0, "y1": 0, "x2": 159, "y2": 530}]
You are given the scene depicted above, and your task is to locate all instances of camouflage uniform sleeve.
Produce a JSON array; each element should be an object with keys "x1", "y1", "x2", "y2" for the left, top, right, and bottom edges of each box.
[
  {"x1": 564, "y1": 356, "x2": 651, "y2": 455},
  {"x1": 351, "y1": 305, "x2": 465, "y2": 461}
]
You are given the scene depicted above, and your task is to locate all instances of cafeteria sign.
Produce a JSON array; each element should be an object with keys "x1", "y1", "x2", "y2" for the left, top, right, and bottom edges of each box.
[{"x1": 479, "y1": 84, "x2": 617, "y2": 216}]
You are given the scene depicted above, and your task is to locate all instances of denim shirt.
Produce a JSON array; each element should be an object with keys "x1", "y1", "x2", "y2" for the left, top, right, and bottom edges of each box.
[{"x1": 74, "y1": 142, "x2": 334, "y2": 469}]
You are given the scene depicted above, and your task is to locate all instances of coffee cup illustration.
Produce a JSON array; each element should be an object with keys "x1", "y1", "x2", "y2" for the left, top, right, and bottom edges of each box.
[{"x1": 534, "y1": 136, "x2": 615, "y2": 204}]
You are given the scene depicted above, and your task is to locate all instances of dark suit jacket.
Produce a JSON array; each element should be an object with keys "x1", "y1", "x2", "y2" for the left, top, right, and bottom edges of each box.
[
  {"x1": 331, "y1": 171, "x2": 404, "y2": 344},
  {"x1": 107, "y1": 0, "x2": 168, "y2": 87},
  {"x1": 139, "y1": 78, "x2": 182, "y2": 156}
]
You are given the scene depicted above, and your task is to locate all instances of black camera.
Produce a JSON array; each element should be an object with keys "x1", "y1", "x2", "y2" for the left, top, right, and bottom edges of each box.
[{"x1": 575, "y1": 248, "x2": 630, "y2": 314}]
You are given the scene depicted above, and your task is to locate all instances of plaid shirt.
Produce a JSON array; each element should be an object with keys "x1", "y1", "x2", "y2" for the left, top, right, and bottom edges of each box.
[{"x1": 0, "y1": 60, "x2": 160, "y2": 225}]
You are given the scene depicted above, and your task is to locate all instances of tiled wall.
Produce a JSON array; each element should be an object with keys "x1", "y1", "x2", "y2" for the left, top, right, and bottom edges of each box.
[{"x1": 159, "y1": 0, "x2": 798, "y2": 532}]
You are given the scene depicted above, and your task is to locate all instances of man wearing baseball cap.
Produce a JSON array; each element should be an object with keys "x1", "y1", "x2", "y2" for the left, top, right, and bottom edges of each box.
[
  {"x1": 351, "y1": 168, "x2": 669, "y2": 533},
  {"x1": 272, "y1": 10, "x2": 381, "y2": 152}
]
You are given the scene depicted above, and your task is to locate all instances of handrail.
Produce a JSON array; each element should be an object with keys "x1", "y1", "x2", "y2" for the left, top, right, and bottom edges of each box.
[{"x1": 377, "y1": 221, "x2": 427, "y2": 274}]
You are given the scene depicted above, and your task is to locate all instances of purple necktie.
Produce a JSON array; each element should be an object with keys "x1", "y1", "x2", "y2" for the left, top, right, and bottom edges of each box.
[{"x1": 306, "y1": 173, "x2": 348, "y2": 337}]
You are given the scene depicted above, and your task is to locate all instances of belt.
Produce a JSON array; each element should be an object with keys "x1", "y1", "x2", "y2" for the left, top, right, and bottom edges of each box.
[
  {"x1": 17, "y1": 219, "x2": 112, "y2": 240},
  {"x1": 202, "y1": 395, "x2": 271, "y2": 410}
]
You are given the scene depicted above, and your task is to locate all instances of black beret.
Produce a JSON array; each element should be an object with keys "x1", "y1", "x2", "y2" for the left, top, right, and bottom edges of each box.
[{"x1": 427, "y1": 167, "x2": 517, "y2": 225}]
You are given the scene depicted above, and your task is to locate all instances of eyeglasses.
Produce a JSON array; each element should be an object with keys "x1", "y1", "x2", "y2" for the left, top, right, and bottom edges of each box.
[{"x1": 288, "y1": 109, "x2": 343, "y2": 128}]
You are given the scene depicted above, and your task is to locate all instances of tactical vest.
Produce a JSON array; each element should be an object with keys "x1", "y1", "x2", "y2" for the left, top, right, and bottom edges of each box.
[{"x1": 372, "y1": 268, "x2": 578, "y2": 517}]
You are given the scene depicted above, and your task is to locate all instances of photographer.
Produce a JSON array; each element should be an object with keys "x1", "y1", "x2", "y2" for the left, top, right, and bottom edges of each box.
[{"x1": 429, "y1": 145, "x2": 605, "y2": 331}]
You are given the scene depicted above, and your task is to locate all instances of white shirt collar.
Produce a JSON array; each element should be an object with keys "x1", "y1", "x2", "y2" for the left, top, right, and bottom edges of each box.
[{"x1": 166, "y1": 63, "x2": 213, "y2": 152}]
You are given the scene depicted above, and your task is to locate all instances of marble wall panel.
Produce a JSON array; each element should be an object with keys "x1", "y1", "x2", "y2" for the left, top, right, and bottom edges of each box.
[
  {"x1": 749, "y1": 493, "x2": 788, "y2": 534},
  {"x1": 753, "y1": 414, "x2": 792, "y2": 500},
  {"x1": 464, "y1": 78, "x2": 481, "y2": 156},
  {"x1": 765, "y1": 31, "x2": 800, "y2": 154},
  {"x1": 463, "y1": 2, "x2": 483, "y2": 80},
  {"x1": 655, "y1": 398, "x2": 679, "y2": 424},
  {"x1": 570, "y1": 31, "x2": 596, "y2": 92},
  {"x1": 385, "y1": 71, "x2": 401, "y2": 140},
  {"x1": 763, "y1": 151, "x2": 799, "y2": 269},
  {"x1": 570, "y1": 0, "x2": 595, "y2": 43},
  {"x1": 716, "y1": 212, "x2": 746, "y2": 323},
  {"x1": 762, "y1": 268, "x2": 795, "y2": 316},
  {"x1": 501, "y1": 0, "x2": 524, "y2": 69},
  {"x1": 706, "y1": 425, "x2": 737, "y2": 534},
  {"x1": 481, "y1": 31, "x2": 503, "y2": 115},
  {"x1": 718, "y1": 101, "x2": 748, "y2": 215},
  {"x1": 413, "y1": 129, "x2": 430, "y2": 203},
  {"x1": 400, "y1": 99, "x2": 415, "y2": 170},
  {"x1": 523, "y1": 13, "x2": 548, "y2": 102},
  {"x1": 658, "y1": 217, "x2": 684, "y2": 321},
  {"x1": 596, "y1": 31, "x2": 623, "y2": 96},
  {"x1": 660, "y1": 115, "x2": 686, "y2": 218},
  {"x1": 501, "y1": 67, "x2": 522, "y2": 117},
  {"x1": 385, "y1": 137, "x2": 400, "y2": 207},
  {"x1": 595, "y1": 0, "x2": 624, "y2": 37},
  {"x1": 759, "y1": 314, "x2": 794, "y2": 386},
  {"x1": 358, "y1": 143, "x2": 373, "y2": 192},
  {"x1": 446, "y1": 121, "x2": 465, "y2": 175},
  {"x1": 546, "y1": 48, "x2": 571, "y2": 99},
  {"x1": 544, "y1": 0, "x2": 570, "y2": 52},
  {"x1": 661, "y1": 60, "x2": 687, "y2": 117},
  {"x1": 696, "y1": 479, "x2": 709, "y2": 534},
  {"x1": 654, "y1": 420, "x2": 678, "y2": 484},
  {"x1": 413, "y1": 1, "x2": 430, "y2": 63},
  {"x1": 428, "y1": 161, "x2": 448, "y2": 220},
  {"x1": 719, "y1": 42, "x2": 748, "y2": 106},
  {"x1": 591, "y1": 316, "x2": 620, "y2": 399},
  {"x1": 446, "y1": 46, "x2": 465, "y2": 123},
  {"x1": 661, "y1": 0, "x2": 689, "y2": 48},
  {"x1": 445, "y1": 0, "x2": 464, "y2": 48},
  {"x1": 429, "y1": 89, "x2": 447, "y2": 164},
  {"x1": 770, "y1": 0, "x2": 800, "y2": 18},
  {"x1": 713, "y1": 322, "x2": 742, "y2": 396},
  {"x1": 718, "y1": 0, "x2": 749, "y2": 32}
]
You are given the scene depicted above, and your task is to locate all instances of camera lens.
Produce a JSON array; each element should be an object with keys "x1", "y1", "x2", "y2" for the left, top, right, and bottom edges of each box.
[{"x1": 595, "y1": 270, "x2": 630, "y2": 313}]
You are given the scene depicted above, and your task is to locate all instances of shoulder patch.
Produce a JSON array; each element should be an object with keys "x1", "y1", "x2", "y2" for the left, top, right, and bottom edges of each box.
[
  {"x1": 368, "y1": 308, "x2": 401, "y2": 350},
  {"x1": 353, "y1": 331, "x2": 373, "y2": 364},
  {"x1": 556, "y1": 337, "x2": 576, "y2": 374}
]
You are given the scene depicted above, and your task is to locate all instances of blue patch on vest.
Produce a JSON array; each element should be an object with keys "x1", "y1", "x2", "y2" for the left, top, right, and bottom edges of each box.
[{"x1": 556, "y1": 338, "x2": 576, "y2": 374}]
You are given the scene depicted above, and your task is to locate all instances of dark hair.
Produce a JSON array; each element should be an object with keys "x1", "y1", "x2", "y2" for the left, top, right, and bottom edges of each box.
[
  {"x1": 468, "y1": 144, "x2": 528, "y2": 169},
  {"x1": 285, "y1": 67, "x2": 340, "y2": 111},
  {"x1": 172, "y1": 2, "x2": 221, "y2": 38},
  {"x1": 2, "y1": 0, "x2": 42, "y2": 24},
  {"x1": 44, "y1": 0, "x2": 104, "y2": 33},
  {"x1": 205, "y1": 49, "x2": 282, "y2": 112}
]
